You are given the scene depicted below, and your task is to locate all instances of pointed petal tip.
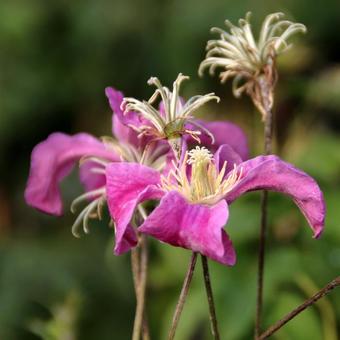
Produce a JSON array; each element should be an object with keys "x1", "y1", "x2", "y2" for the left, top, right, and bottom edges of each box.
[
  {"x1": 313, "y1": 224, "x2": 324, "y2": 239},
  {"x1": 227, "y1": 155, "x2": 326, "y2": 238},
  {"x1": 105, "y1": 86, "x2": 118, "y2": 97}
]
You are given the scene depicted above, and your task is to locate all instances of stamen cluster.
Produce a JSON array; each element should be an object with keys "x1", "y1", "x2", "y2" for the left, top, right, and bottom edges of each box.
[
  {"x1": 122, "y1": 74, "x2": 220, "y2": 143},
  {"x1": 161, "y1": 146, "x2": 242, "y2": 205},
  {"x1": 199, "y1": 12, "x2": 306, "y2": 119}
]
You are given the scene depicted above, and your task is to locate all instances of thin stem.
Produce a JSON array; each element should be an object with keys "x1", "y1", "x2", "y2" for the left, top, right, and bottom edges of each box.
[
  {"x1": 201, "y1": 255, "x2": 220, "y2": 340},
  {"x1": 255, "y1": 78, "x2": 273, "y2": 339},
  {"x1": 259, "y1": 277, "x2": 340, "y2": 339},
  {"x1": 140, "y1": 236, "x2": 150, "y2": 340},
  {"x1": 255, "y1": 189, "x2": 268, "y2": 338},
  {"x1": 131, "y1": 247, "x2": 150, "y2": 340},
  {"x1": 142, "y1": 315, "x2": 150, "y2": 340},
  {"x1": 168, "y1": 252, "x2": 198, "y2": 340},
  {"x1": 131, "y1": 248, "x2": 141, "y2": 293},
  {"x1": 132, "y1": 235, "x2": 149, "y2": 340}
]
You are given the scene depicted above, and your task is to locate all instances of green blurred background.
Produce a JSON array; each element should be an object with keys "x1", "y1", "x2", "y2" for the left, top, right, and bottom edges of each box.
[{"x1": 0, "y1": 0, "x2": 340, "y2": 339}]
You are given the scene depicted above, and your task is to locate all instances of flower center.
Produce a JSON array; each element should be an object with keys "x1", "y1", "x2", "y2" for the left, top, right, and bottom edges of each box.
[{"x1": 161, "y1": 146, "x2": 242, "y2": 205}]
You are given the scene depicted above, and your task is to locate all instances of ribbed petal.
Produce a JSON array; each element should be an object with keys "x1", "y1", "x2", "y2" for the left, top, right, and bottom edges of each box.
[
  {"x1": 186, "y1": 119, "x2": 249, "y2": 160},
  {"x1": 25, "y1": 133, "x2": 117, "y2": 215},
  {"x1": 226, "y1": 155, "x2": 325, "y2": 238},
  {"x1": 106, "y1": 162, "x2": 163, "y2": 255},
  {"x1": 139, "y1": 191, "x2": 236, "y2": 265}
]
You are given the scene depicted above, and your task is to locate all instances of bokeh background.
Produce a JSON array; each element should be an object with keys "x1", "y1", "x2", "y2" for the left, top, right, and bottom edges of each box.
[{"x1": 1, "y1": 0, "x2": 340, "y2": 339}]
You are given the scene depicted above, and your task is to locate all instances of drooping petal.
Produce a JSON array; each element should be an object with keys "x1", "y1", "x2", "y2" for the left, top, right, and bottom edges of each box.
[
  {"x1": 214, "y1": 144, "x2": 243, "y2": 174},
  {"x1": 226, "y1": 155, "x2": 326, "y2": 238},
  {"x1": 105, "y1": 87, "x2": 144, "y2": 131},
  {"x1": 186, "y1": 119, "x2": 249, "y2": 160},
  {"x1": 139, "y1": 191, "x2": 236, "y2": 265},
  {"x1": 112, "y1": 113, "x2": 140, "y2": 148},
  {"x1": 79, "y1": 161, "x2": 106, "y2": 192},
  {"x1": 25, "y1": 133, "x2": 117, "y2": 215},
  {"x1": 106, "y1": 162, "x2": 164, "y2": 255}
]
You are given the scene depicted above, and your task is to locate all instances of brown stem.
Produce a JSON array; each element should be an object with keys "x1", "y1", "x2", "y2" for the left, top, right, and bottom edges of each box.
[
  {"x1": 201, "y1": 255, "x2": 220, "y2": 340},
  {"x1": 131, "y1": 248, "x2": 150, "y2": 340},
  {"x1": 168, "y1": 252, "x2": 198, "y2": 340},
  {"x1": 255, "y1": 82, "x2": 273, "y2": 338},
  {"x1": 131, "y1": 248, "x2": 141, "y2": 293},
  {"x1": 132, "y1": 235, "x2": 149, "y2": 340},
  {"x1": 259, "y1": 277, "x2": 340, "y2": 339},
  {"x1": 255, "y1": 189, "x2": 268, "y2": 338},
  {"x1": 142, "y1": 316, "x2": 150, "y2": 340}
]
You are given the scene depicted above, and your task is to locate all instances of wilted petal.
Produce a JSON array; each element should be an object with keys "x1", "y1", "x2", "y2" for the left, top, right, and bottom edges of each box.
[
  {"x1": 139, "y1": 191, "x2": 236, "y2": 265},
  {"x1": 186, "y1": 119, "x2": 249, "y2": 160},
  {"x1": 25, "y1": 133, "x2": 117, "y2": 215},
  {"x1": 226, "y1": 155, "x2": 325, "y2": 237},
  {"x1": 106, "y1": 162, "x2": 163, "y2": 255}
]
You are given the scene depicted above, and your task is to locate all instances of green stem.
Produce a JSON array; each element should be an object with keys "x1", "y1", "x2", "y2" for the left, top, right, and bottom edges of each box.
[
  {"x1": 255, "y1": 85, "x2": 273, "y2": 339},
  {"x1": 259, "y1": 277, "x2": 340, "y2": 339},
  {"x1": 132, "y1": 235, "x2": 148, "y2": 340},
  {"x1": 201, "y1": 255, "x2": 220, "y2": 340},
  {"x1": 167, "y1": 252, "x2": 198, "y2": 340}
]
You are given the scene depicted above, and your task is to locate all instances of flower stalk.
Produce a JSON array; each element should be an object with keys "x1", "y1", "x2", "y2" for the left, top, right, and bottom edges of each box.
[
  {"x1": 131, "y1": 206, "x2": 150, "y2": 340},
  {"x1": 168, "y1": 252, "x2": 198, "y2": 340},
  {"x1": 132, "y1": 234, "x2": 149, "y2": 340},
  {"x1": 201, "y1": 255, "x2": 220, "y2": 340},
  {"x1": 255, "y1": 83, "x2": 273, "y2": 338},
  {"x1": 259, "y1": 277, "x2": 340, "y2": 339}
]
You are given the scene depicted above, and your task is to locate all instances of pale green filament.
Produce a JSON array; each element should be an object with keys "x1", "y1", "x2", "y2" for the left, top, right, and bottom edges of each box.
[
  {"x1": 122, "y1": 74, "x2": 220, "y2": 142},
  {"x1": 199, "y1": 12, "x2": 307, "y2": 98}
]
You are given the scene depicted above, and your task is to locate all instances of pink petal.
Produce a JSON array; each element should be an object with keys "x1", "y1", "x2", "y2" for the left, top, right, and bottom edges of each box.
[
  {"x1": 112, "y1": 113, "x2": 140, "y2": 147},
  {"x1": 227, "y1": 155, "x2": 326, "y2": 238},
  {"x1": 214, "y1": 144, "x2": 243, "y2": 174},
  {"x1": 25, "y1": 133, "x2": 117, "y2": 215},
  {"x1": 106, "y1": 162, "x2": 164, "y2": 255},
  {"x1": 79, "y1": 161, "x2": 106, "y2": 192},
  {"x1": 105, "y1": 86, "x2": 144, "y2": 131},
  {"x1": 186, "y1": 119, "x2": 249, "y2": 160},
  {"x1": 139, "y1": 191, "x2": 236, "y2": 266}
]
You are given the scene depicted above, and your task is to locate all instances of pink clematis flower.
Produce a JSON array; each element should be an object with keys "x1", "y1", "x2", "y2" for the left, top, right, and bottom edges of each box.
[
  {"x1": 25, "y1": 84, "x2": 247, "y2": 253},
  {"x1": 25, "y1": 87, "x2": 170, "y2": 245},
  {"x1": 105, "y1": 84, "x2": 250, "y2": 255},
  {"x1": 106, "y1": 146, "x2": 325, "y2": 265}
]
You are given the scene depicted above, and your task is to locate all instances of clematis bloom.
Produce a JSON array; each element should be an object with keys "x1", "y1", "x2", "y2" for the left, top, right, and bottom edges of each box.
[
  {"x1": 25, "y1": 85, "x2": 247, "y2": 251},
  {"x1": 106, "y1": 146, "x2": 325, "y2": 265},
  {"x1": 25, "y1": 87, "x2": 170, "y2": 241}
]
